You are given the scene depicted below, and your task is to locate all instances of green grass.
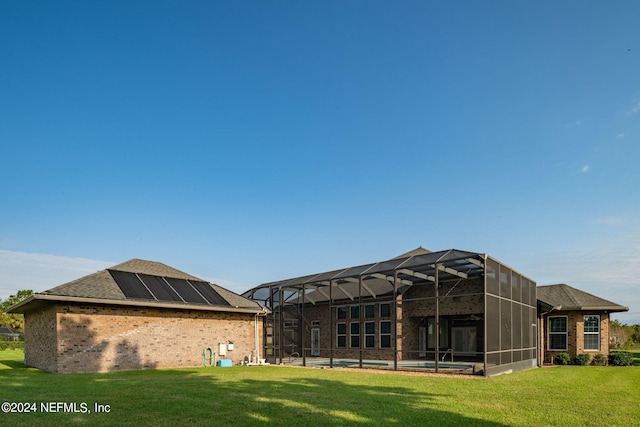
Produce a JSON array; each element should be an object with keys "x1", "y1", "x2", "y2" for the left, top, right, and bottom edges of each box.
[{"x1": 1, "y1": 350, "x2": 639, "y2": 426}]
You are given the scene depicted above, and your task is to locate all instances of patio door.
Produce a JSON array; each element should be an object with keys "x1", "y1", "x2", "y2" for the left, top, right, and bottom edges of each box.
[
  {"x1": 311, "y1": 328, "x2": 320, "y2": 356},
  {"x1": 452, "y1": 326, "x2": 477, "y2": 353}
]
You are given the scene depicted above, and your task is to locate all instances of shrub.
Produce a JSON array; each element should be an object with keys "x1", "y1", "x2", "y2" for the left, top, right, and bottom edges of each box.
[
  {"x1": 574, "y1": 353, "x2": 591, "y2": 366},
  {"x1": 609, "y1": 351, "x2": 633, "y2": 366},
  {"x1": 0, "y1": 341, "x2": 25, "y2": 351},
  {"x1": 554, "y1": 352, "x2": 571, "y2": 365},
  {"x1": 591, "y1": 353, "x2": 607, "y2": 366}
]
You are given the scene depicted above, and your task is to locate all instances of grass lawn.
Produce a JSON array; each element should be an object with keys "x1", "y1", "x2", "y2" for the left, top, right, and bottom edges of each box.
[{"x1": 1, "y1": 349, "x2": 638, "y2": 426}]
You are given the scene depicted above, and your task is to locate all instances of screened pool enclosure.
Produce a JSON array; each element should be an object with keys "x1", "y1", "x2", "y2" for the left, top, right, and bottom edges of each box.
[{"x1": 242, "y1": 248, "x2": 537, "y2": 376}]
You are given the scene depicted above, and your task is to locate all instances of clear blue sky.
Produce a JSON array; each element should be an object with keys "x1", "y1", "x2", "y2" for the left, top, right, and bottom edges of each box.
[{"x1": 1, "y1": 1, "x2": 639, "y2": 323}]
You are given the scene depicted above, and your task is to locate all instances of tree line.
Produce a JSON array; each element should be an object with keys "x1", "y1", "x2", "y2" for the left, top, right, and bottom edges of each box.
[
  {"x1": 610, "y1": 319, "x2": 640, "y2": 348},
  {"x1": 0, "y1": 290, "x2": 33, "y2": 331}
]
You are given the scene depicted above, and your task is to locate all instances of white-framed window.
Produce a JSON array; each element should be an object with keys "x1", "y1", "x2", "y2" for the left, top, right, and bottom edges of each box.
[
  {"x1": 365, "y1": 321, "x2": 375, "y2": 348},
  {"x1": 337, "y1": 306, "x2": 347, "y2": 320},
  {"x1": 584, "y1": 315, "x2": 600, "y2": 351},
  {"x1": 350, "y1": 306, "x2": 360, "y2": 319},
  {"x1": 336, "y1": 323, "x2": 346, "y2": 348},
  {"x1": 350, "y1": 322, "x2": 360, "y2": 348},
  {"x1": 380, "y1": 320, "x2": 391, "y2": 348},
  {"x1": 380, "y1": 303, "x2": 391, "y2": 318},
  {"x1": 548, "y1": 316, "x2": 567, "y2": 351},
  {"x1": 364, "y1": 304, "x2": 375, "y2": 318}
]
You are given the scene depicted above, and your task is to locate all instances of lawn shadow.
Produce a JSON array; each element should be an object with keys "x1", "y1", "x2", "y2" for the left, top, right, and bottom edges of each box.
[
  {"x1": 108, "y1": 367, "x2": 508, "y2": 426},
  {"x1": 0, "y1": 359, "x2": 28, "y2": 370}
]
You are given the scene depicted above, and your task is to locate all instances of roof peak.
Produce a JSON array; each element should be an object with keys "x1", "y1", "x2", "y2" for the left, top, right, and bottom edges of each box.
[{"x1": 392, "y1": 246, "x2": 432, "y2": 259}]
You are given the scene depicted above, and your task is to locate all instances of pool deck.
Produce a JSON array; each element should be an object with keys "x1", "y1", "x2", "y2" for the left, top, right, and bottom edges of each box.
[{"x1": 280, "y1": 357, "x2": 480, "y2": 373}]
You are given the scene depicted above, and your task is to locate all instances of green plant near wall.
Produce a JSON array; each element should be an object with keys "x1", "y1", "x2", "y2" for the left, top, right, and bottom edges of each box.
[
  {"x1": 0, "y1": 342, "x2": 24, "y2": 351},
  {"x1": 574, "y1": 353, "x2": 591, "y2": 365},
  {"x1": 554, "y1": 352, "x2": 571, "y2": 365},
  {"x1": 591, "y1": 353, "x2": 607, "y2": 366},
  {"x1": 609, "y1": 351, "x2": 633, "y2": 366}
]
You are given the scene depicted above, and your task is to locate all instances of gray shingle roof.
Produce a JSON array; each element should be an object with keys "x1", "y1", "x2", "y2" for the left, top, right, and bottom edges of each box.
[
  {"x1": 537, "y1": 284, "x2": 628, "y2": 312},
  {"x1": 11, "y1": 259, "x2": 265, "y2": 314}
]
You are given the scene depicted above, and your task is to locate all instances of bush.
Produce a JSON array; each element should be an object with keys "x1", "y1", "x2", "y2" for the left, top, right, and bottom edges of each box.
[
  {"x1": 0, "y1": 341, "x2": 25, "y2": 351},
  {"x1": 591, "y1": 353, "x2": 607, "y2": 366},
  {"x1": 609, "y1": 351, "x2": 633, "y2": 366},
  {"x1": 554, "y1": 352, "x2": 571, "y2": 365},
  {"x1": 574, "y1": 353, "x2": 591, "y2": 366}
]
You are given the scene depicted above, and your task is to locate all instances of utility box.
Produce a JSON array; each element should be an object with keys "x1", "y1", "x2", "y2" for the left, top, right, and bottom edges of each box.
[{"x1": 217, "y1": 359, "x2": 232, "y2": 367}]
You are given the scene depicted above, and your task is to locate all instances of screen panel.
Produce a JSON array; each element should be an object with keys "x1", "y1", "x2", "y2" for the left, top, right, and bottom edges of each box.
[
  {"x1": 138, "y1": 274, "x2": 183, "y2": 302},
  {"x1": 165, "y1": 277, "x2": 209, "y2": 304},
  {"x1": 109, "y1": 270, "x2": 155, "y2": 300},
  {"x1": 486, "y1": 295, "x2": 500, "y2": 352}
]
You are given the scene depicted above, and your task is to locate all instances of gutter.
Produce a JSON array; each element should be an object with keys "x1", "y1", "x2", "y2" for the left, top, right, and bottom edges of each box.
[{"x1": 7, "y1": 294, "x2": 269, "y2": 315}]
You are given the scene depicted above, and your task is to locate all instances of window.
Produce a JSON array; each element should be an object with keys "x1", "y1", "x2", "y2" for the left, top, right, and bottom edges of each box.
[
  {"x1": 548, "y1": 316, "x2": 567, "y2": 350},
  {"x1": 380, "y1": 303, "x2": 391, "y2": 317},
  {"x1": 350, "y1": 322, "x2": 360, "y2": 348},
  {"x1": 380, "y1": 321, "x2": 391, "y2": 348},
  {"x1": 584, "y1": 315, "x2": 600, "y2": 351},
  {"x1": 350, "y1": 306, "x2": 360, "y2": 319},
  {"x1": 337, "y1": 306, "x2": 346, "y2": 319},
  {"x1": 364, "y1": 304, "x2": 375, "y2": 318},
  {"x1": 336, "y1": 323, "x2": 346, "y2": 348},
  {"x1": 365, "y1": 321, "x2": 375, "y2": 348}
]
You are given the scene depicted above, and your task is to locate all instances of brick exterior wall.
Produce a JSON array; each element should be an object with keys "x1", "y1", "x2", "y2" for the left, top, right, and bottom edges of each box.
[
  {"x1": 540, "y1": 310, "x2": 610, "y2": 364},
  {"x1": 24, "y1": 304, "x2": 58, "y2": 373},
  {"x1": 24, "y1": 302, "x2": 264, "y2": 373}
]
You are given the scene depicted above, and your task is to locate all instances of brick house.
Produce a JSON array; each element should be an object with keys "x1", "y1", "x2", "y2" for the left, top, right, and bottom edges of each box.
[
  {"x1": 7, "y1": 259, "x2": 267, "y2": 373},
  {"x1": 537, "y1": 284, "x2": 628, "y2": 364},
  {"x1": 243, "y1": 247, "x2": 539, "y2": 376}
]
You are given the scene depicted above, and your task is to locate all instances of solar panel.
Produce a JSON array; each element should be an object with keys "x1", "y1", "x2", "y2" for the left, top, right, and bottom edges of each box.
[
  {"x1": 138, "y1": 274, "x2": 183, "y2": 302},
  {"x1": 189, "y1": 280, "x2": 229, "y2": 306},
  {"x1": 165, "y1": 277, "x2": 209, "y2": 305},
  {"x1": 109, "y1": 270, "x2": 155, "y2": 300}
]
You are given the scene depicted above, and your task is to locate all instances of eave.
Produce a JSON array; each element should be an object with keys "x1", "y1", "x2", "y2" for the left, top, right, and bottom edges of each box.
[{"x1": 6, "y1": 294, "x2": 269, "y2": 315}]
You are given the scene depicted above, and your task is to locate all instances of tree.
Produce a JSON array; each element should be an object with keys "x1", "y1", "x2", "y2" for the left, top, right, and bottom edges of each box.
[{"x1": 0, "y1": 289, "x2": 34, "y2": 331}]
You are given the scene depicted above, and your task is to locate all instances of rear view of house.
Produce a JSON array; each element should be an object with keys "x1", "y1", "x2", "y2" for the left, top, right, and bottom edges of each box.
[{"x1": 8, "y1": 259, "x2": 267, "y2": 373}]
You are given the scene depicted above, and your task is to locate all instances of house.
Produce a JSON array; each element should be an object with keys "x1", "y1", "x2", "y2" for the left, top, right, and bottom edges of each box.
[
  {"x1": 0, "y1": 327, "x2": 23, "y2": 341},
  {"x1": 242, "y1": 247, "x2": 538, "y2": 376},
  {"x1": 7, "y1": 259, "x2": 267, "y2": 373},
  {"x1": 537, "y1": 283, "x2": 628, "y2": 364}
]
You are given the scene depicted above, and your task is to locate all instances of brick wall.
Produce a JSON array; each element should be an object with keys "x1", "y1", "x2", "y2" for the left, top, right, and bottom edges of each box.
[
  {"x1": 25, "y1": 302, "x2": 263, "y2": 373},
  {"x1": 24, "y1": 304, "x2": 58, "y2": 372},
  {"x1": 541, "y1": 310, "x2": 610, "y2": 364}
]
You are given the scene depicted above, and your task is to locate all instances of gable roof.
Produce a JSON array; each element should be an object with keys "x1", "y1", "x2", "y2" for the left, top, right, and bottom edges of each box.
[
  {"x1": 537, "y1": 284, "x2": 628, "y2": 312},
  {"x1": 8, "y1": 259, "x2": 266, "y2": 315}
]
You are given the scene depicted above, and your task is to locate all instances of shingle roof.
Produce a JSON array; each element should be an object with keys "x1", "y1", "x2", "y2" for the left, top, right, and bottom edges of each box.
[
  {"x1": 9, "y1": 259, "x2": 265, "y2": 314},
  {"x1": 537, "y1": 284, "x2": 628, "y2": 312}
]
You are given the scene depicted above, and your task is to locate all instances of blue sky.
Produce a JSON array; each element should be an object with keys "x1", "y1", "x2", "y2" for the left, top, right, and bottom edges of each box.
[{"x1": 1, "y1": 1, "x2": 639, "y2": 323}]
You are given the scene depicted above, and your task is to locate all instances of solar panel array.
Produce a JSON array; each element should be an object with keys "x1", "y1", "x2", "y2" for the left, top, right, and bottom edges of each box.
[{"x1": 109, "y1": 270, "x2": 230, "y2": 307}]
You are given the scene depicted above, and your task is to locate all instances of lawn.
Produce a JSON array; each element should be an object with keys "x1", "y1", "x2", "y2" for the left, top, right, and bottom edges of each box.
[{"x1": 1, "y1": 349, "x2": 638, "y2": 426}]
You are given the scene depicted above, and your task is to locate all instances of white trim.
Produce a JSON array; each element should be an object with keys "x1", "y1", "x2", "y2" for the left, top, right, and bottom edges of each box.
[
  {"x1": 547, "y1": 315, "x2": 568, "y2": 351},
  {"x1": 583, "y1": 314, "x2": 601, "y2": 351}
]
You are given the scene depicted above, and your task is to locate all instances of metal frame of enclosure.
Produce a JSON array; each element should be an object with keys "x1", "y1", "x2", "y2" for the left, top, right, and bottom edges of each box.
[{"x1": 242, "y1": 249, "x2": 537, "y2": 376}]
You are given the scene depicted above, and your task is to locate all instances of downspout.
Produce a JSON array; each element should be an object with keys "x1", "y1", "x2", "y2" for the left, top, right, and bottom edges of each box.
[
  {"x1": 255, "y1": 313, "x2": 260, "y2": 363},
  {"x1": 537, "y1": 306, "x2": 557, "y2": 367}
]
